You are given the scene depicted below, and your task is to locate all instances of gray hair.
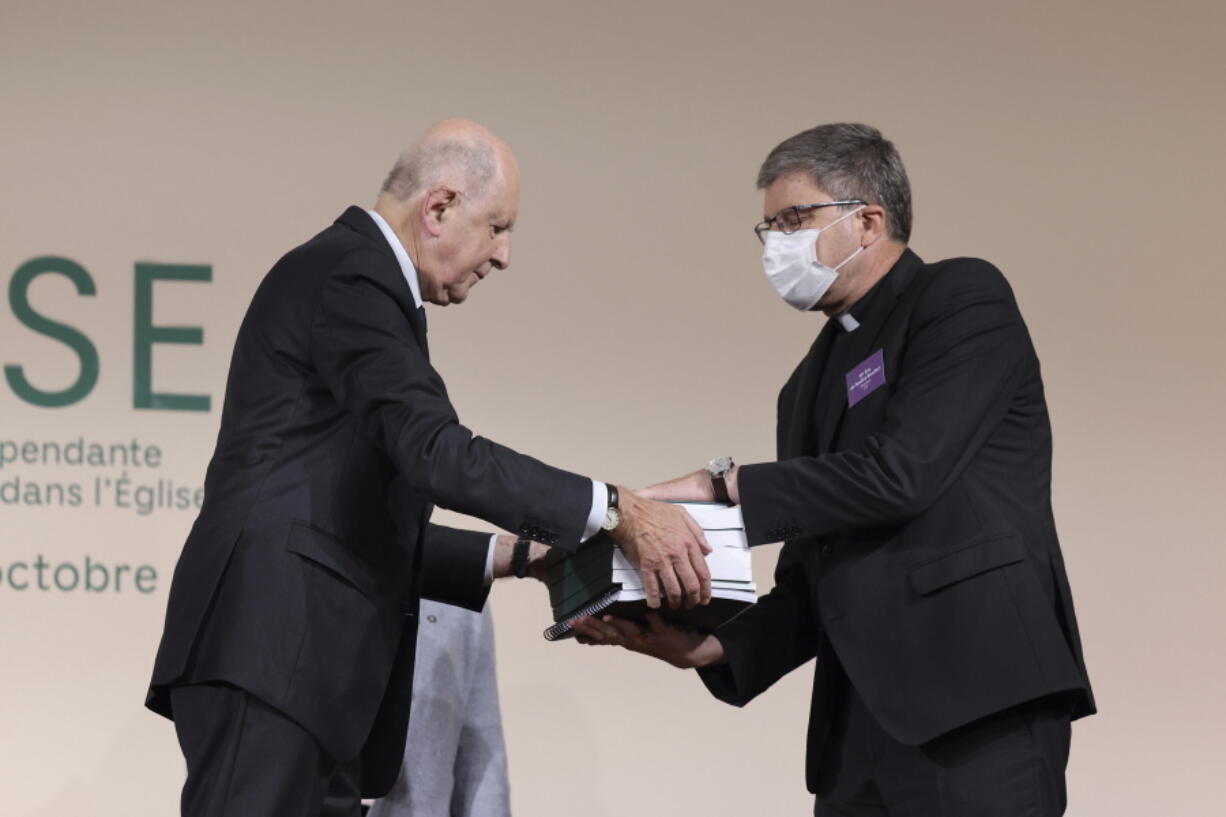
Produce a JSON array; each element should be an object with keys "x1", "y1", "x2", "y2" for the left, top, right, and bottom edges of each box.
[
  {"x1": 757, "y1": 123, "x2": 912, "y2": 243},
  {"x1": 380, "y1": 139, "x2": 497, "y2": 203}
]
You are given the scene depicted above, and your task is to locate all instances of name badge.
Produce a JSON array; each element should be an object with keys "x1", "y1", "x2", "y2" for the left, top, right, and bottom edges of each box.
[{"x1": 846, "y1": 349, "x2": 886, "y2": 407}]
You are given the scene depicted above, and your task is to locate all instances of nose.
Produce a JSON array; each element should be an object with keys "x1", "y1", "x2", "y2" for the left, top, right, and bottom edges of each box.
[{"x1": 490, "y1": 235, "x2": 511, "y2": 271}]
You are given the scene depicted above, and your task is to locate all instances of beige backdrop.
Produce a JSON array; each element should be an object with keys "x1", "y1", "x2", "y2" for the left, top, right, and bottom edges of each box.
[{"x1": 2, "y1": 1, "x2": 1224, "y2": 815}]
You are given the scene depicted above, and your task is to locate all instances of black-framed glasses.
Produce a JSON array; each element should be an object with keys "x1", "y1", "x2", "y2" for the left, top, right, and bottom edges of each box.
[{"x1": 754, "y1": 200, "x2": 867, "y2": 244}]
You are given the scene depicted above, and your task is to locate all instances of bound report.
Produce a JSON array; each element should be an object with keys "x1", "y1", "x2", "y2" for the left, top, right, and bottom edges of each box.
[{"x1": 543, "y1": 502, "x2": 756, "y2": 641}]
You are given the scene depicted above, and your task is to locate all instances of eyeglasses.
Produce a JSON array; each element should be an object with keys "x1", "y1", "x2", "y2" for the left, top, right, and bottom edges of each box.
[{"x1": 754, "y1": 200, "x2": 867, "y2": 244}]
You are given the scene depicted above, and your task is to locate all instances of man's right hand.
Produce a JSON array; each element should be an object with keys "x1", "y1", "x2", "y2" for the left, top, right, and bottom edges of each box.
[{"x1": 608, "y1": 488, "x2": 712, "y2": 609}]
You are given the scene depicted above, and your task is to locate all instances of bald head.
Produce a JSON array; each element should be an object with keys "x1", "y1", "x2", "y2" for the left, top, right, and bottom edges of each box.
[
  {"x1": 379, "y1": 118, "x2": 517, "y2": 205},
  {"x1": 374, "y1": 119, "x2": 521, "y2": 307}
]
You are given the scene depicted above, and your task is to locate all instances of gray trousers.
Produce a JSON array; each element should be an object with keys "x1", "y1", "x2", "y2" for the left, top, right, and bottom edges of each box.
[{"x1": 368, "y1": 600, "x2": 511, "y2": 817}]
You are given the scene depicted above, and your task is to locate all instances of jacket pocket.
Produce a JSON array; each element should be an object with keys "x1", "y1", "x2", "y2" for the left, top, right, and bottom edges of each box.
[
  {"x1": 908, "y1": 534, "x2": 1025, "y2": 596},
  {"x1": 286, "y1": 520, "x2": 377, "y2": 597}
]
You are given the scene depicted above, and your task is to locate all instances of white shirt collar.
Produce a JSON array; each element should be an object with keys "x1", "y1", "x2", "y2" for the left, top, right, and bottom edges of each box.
[
  {"x1": 365, "y1": 209, "x2": 423, "y2": 309},
  {"x1": 835, "y1": 312, "x2": 861, "y2": 332}
]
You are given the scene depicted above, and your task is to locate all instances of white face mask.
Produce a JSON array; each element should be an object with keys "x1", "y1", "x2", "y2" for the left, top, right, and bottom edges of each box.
[{"x1": 761, "y1": 206, "x2": 865, "y2": 311}]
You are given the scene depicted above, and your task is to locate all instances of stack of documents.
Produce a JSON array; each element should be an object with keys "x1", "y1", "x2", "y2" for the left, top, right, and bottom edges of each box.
[{"x1": 543, "y1": 502, "x2": 756, "y2": 641}]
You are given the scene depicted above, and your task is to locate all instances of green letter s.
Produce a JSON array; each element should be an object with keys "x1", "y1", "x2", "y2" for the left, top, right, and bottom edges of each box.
[{"x1": 4, "y1": 256, "x2": 100, "y2": 408}]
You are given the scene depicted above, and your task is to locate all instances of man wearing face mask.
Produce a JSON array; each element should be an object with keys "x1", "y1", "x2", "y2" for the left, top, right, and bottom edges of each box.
[{"x1": 574, "y1": 123, "x2": 1095, "y2": 815}]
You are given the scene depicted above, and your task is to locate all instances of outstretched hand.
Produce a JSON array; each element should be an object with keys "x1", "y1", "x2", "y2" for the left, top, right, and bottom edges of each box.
[
  {"x1": 608, "y1": 488, "x2": 712, "y2": 609},
  {"x1": 571, "y1": 612, "x2": 727, "y2": 669}
]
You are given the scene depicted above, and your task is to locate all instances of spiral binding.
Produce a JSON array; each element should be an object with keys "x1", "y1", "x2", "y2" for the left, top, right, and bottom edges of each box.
[{"x1": 542, "y1": 587, "x2": 623, "y2": 641}]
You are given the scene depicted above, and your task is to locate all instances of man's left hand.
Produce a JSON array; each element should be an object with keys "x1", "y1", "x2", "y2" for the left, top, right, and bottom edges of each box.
[{"x1": 570, "y1": 612, "x2": 727, "y2": 669}]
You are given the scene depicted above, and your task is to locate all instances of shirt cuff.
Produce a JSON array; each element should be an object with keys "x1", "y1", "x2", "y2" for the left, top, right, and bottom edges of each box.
[
  {"x1": 483, "y1": 533, "x2": 497, "y2": 586},
  {"x1": 582, "y1": 480, "x2": 609, "y2": 543}
]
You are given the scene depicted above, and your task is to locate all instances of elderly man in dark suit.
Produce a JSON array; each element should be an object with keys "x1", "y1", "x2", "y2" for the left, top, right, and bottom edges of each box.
[
  {"x1": 575, "y1": 123, "x2": 1094, "y2": 816},
  {"x1": 146, "y1": 119, "x2": 712, "y2": 817}
]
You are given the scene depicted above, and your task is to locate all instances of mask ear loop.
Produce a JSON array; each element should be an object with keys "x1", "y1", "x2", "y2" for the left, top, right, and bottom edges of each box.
[
  {"x1": 828, "y1": 205, "x2": 868, "y2": 271},
  {"x1": 833, "y1": 245, "x2": 864, "y2": 272},
  {"x1": 830, "y1": 204, "x2": 867, "y2": 226}
]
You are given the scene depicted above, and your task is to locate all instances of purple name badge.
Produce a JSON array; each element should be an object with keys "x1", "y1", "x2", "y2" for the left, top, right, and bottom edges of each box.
[{"x1": 846, "y1": 349, "x2": 886, "y2": 407}]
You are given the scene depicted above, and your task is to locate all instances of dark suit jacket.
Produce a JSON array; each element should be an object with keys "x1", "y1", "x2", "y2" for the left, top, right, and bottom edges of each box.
[
  {"x1": 146, "y1": 207, "x2": 592, "y2": 795},
  {"x1": 699, "y1": 249, "x2": 1095, "y2": 794}
]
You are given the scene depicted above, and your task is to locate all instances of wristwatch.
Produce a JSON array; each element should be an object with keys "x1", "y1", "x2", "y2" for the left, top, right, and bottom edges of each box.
[
  {"x1": 707, "y1": 457, "x2": 735, "y2": 504},
  {"x1": 511, "y1": 537, "x2": 532, "y2": 579},
  {"x1": 600, "y1": 484, "x2": 621, "y2": 531}
]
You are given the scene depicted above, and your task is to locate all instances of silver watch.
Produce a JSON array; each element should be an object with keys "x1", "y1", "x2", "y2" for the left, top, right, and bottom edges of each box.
[
  {"x1": 707, "y1": 456, "x2": 734, "y2": 504},
  {"x1": 600, "y1": 484, "x2": 621, "y2": 531},
  {"x1": 601, "y1": 506, "x2": 621, "y2": 531}
]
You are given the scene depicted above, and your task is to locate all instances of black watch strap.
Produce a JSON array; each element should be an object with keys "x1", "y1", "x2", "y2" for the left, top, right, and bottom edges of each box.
[
  {"x1": 708, "y1": 458, "x2": 734, "y2": 504},
  {"x1": 511, "y1": 537, "x2": 532, "y2": 579},
  {"x1": 608, "y1": 484, "x2": 619, "y2": 510}
]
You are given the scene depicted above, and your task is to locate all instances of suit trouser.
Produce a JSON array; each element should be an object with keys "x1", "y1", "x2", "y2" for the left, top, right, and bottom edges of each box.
[
  {"x1": 814, "y1": 688, "x2": 1072, "y2": 817},
  {"x1": 170, "y1": 683, "x2": 361, "y2": 817}
]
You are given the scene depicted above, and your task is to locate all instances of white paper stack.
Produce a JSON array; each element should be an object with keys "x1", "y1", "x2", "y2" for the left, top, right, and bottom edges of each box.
[{"x1": 544, "y1": 502, "x2": 757, "y2": 640}]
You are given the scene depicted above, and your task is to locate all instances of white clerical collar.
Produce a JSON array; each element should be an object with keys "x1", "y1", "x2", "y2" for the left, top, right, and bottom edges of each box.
[
  {"x1": 835, "y1": 312, "x2": 861, "y2": 332},
  {"x1": 365, "y1": 209, "x2": 423, "y2": 309}
]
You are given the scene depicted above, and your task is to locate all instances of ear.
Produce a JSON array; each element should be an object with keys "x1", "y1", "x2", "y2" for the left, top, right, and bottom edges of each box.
[
  {"x1": 857, "y1": 204, "x2": 888, "y2": 247},
  {"x1": 419, "y1": 186, "x2": 460, "y2": 238}
]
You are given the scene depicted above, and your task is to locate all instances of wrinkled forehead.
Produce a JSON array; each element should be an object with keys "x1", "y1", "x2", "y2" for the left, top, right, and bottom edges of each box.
[{"x1": 762, "y1": 172, "x2": 831, "y2": 218}]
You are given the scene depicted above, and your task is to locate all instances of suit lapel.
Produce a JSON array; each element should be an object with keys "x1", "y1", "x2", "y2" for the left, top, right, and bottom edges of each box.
[
  {"x1": 412, "y1": 307, "x2": 429, "y2": 360},
  {"x1": 813, "y1": 332, "x2": 855, "y2": 454},
  {"x1": 815, "y1": 250, "x2": 923, "y2": 453},
  {"x1": 782, "y1": 320, "x2": 839, "y2": 459},
  {"x1": 336, "y1": 206, "x2": 430, "y2": 360}
]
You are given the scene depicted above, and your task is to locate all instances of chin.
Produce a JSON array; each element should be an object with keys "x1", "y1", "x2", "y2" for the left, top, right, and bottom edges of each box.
[{"x1": 814, "y1": 294, "x2": 842, "y2": 313}]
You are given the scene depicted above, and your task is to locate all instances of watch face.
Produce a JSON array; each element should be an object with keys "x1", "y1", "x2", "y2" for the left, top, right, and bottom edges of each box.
[
  {"x1": 602, "y1": 506, "x2": 621, "y2": 531},
  {"x1": 708, "y1": 456, "x2": 733, "y2": 477}
]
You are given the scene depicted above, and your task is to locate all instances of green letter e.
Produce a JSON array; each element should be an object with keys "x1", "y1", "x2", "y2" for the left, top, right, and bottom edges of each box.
[{"x1": 134, "y1": 262, "x2": 212, "y2": 411}]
